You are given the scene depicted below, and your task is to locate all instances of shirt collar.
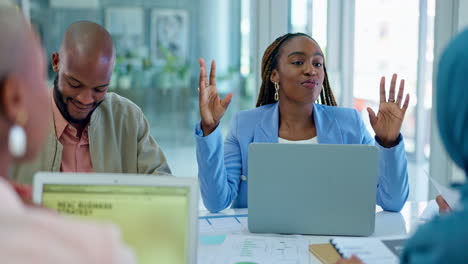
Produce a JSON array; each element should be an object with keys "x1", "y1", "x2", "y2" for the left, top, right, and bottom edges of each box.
[{"x1": 51, "y1": 90, "x2": 69, "y2": 139}]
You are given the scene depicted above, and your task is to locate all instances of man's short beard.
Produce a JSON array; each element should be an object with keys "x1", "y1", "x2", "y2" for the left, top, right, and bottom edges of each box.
[{"x1": 53, "y1": 74, "x2": 103, "y2": 125}]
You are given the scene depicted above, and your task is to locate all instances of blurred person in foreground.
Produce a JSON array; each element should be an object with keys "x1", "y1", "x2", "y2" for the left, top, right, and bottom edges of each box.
[{"x1": 0, "y1": 6, "x2": 135, "y2": 264}]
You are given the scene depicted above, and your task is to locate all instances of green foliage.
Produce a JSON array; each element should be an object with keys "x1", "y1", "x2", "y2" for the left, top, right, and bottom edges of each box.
[{"x1": 158, "y1": 44, "x2": 190, "y2": 79}]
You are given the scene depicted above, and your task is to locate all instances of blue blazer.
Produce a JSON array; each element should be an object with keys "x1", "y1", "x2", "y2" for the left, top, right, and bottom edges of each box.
[{"x1": 195, "y1": 102, "x2": 409, "y2": 213}]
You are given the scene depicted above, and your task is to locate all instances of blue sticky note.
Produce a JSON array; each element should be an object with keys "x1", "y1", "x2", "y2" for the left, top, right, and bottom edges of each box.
[{"x1": 200, "y1": 235, "x2": 226, "y2": 245}]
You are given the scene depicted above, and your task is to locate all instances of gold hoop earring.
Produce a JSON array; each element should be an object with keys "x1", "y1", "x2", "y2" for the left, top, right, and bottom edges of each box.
[{"x1": 274, "y1": 82, "x2": 279, "y2": 101}]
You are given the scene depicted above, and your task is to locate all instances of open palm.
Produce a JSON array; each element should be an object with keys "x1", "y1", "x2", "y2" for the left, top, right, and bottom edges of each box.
[
  {"x1": 367, "y1": 74, "x2": 410, "y2": 148},
  {"x1": 198, "y1": 58, "x2": 233, "y2": 136}
]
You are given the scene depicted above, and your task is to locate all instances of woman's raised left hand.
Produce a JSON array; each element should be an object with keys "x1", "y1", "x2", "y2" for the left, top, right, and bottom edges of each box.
[{"x1": 367, "y1": 73, "x2": 410, "y2": 148}]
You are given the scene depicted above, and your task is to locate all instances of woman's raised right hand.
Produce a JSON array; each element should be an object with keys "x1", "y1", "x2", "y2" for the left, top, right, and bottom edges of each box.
[{"x1": 198, "y1": 58, "x2": 233, "y2": 136}]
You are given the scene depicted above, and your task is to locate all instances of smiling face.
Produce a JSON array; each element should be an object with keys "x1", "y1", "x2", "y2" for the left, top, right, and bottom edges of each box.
[
  {"x1": 270, "y1": 36, "x2": 325, "y2": 105},
  {"x1": 51, "y1": 21, "x2": 115, "y2": 125},
  {"x1": 52, "y1": 48, "x2": 114, "y2": 125}
]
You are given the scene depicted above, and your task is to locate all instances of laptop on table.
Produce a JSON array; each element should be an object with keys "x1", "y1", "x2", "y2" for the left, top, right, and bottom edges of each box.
[
  {"x1": 33, "y1": 173, "x2": 198, "y2": 264},
  {"x1": 248, "y1": 143, "x2": 378, "y2": 236}
]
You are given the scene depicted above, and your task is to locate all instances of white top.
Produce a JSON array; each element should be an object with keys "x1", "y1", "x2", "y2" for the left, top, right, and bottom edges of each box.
[{"x1": 278, "y1": 137, "x2": 318, "y2": 144}]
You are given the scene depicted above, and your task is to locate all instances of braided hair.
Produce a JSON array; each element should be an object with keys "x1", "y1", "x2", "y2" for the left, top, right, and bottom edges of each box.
[{"x1": 256, "y1": 32, "x2": 337, "y2": 107}]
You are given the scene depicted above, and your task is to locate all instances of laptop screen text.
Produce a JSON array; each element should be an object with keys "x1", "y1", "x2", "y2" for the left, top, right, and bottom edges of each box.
[{"x1": 42, "y1": 184, "x2": 190, "y2": 264}]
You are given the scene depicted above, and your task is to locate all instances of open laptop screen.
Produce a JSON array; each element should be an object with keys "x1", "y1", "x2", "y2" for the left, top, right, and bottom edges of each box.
[{"x1": 42, "y1": 184, "x2": 190, "y2": 264}]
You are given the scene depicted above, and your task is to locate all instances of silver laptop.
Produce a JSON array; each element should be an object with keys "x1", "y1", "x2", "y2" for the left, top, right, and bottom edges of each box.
[
  {"x1": 248, "y1": 143, "x2": 378, "y2": 236},
  {"x1": 33, "y1": 173, "x2": 198, "y2": 264}
]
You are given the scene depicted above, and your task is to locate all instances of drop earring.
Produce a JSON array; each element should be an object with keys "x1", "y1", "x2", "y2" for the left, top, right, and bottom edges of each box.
[
  {"x1": 274, "y1": 82, "x2": 279, "y2": 101},
  {"x1": 8, "y1": 110, "x2": 27, "y2": 158}
]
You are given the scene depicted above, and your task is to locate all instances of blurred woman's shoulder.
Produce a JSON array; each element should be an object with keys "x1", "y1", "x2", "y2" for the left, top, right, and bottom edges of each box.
[
  {"x1": 401, "y1": 193, "x2": 468, "y2": 263},
  {"x1": 0, "y1": 178, "x2": 136, "y2": 264}
]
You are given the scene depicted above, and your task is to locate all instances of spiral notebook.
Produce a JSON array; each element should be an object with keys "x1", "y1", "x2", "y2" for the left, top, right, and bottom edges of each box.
[
  {"x1": 309, "y1": 238, "x2": 406, "y2": 264},
  {"x1": 330, "y1": 238, "x2": 402, "y2": 264}
]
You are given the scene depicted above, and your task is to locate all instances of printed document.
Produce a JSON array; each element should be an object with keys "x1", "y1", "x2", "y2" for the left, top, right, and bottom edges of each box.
[{"x1": 199, "y1": 234, "x2": 310, "y2": 264}]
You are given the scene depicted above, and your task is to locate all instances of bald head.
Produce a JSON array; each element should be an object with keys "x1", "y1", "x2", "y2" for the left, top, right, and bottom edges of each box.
[
  {"x1": 59, "y1": 21, "x2": 114, "y2": 65},
  {"x1": 52, "y1": 21, "x2": 115, "y2": 125}
]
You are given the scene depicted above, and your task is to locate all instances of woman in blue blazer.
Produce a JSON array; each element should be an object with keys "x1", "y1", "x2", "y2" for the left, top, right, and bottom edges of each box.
[{"x1": 195, "y1": 33, "x2": 410, "y2": 213}]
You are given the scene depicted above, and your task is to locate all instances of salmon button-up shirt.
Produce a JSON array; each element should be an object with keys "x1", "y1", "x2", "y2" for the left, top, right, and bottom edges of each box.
[{"x1": 51, "y1": 96, "x2": 93, "y2": 173}]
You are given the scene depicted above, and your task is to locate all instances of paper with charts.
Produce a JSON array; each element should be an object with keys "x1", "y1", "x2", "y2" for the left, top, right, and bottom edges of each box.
[{"x1": 199, "y1": 234, "x2": 310, "y2": 264}]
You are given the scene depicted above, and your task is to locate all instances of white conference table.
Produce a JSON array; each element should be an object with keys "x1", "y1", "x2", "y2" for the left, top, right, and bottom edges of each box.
[{"x1": 198, "y1": 201, "x2": 437, "y2": 264}]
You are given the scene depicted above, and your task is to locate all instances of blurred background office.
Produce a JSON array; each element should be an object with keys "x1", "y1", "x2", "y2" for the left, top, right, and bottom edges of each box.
[{"x1": 13, "y1": 0, "x2": 467, "y2": 203}]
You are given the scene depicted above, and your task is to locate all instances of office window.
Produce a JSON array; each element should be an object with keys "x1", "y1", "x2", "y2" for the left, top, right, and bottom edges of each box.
[
  {"x1": 290, "y1": 0, "x2": 312, "y2": 34},
  {"x1": 289, "y1": 0, "x2": 328, "y2": 53},
  {"x1": 28, "y1": 0, "x2": 256, "y2": 178},
  {"x1": 354, "y1": 0, "x2": 419, "y2": 153},
  {"x1": 353, "y1": 0, "x2": 434, "y2": 161},
  {"x1": 289, "y1": 0, "x2": 334, "y2": 100},
  {"x1": 423, "y1": 0, "x2": 435, "y2": 160},
  {"x1": 353, "y1": 0, "x2": 435, "y2": 200}
]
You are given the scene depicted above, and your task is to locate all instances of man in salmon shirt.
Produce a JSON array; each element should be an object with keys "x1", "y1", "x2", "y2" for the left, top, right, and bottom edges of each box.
[{"x1": 11, "y1": 21, "x2": 172, "y2": 188}]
